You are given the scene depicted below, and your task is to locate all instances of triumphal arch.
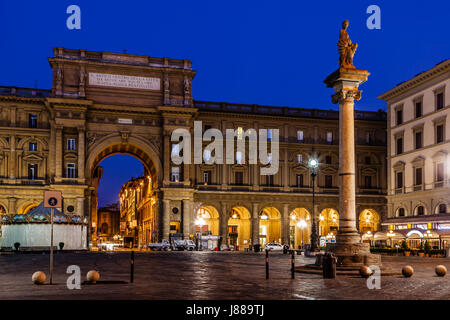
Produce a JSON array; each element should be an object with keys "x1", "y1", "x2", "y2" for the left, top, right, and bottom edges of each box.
[{"x1": 0, "y1": 48, "x2": 387, "y2": 249}]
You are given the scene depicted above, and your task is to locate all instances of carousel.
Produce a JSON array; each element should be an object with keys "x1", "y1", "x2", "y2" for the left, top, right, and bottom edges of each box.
[{"x1": 0, "y1": 202, "x2": 88, "y2": 250}]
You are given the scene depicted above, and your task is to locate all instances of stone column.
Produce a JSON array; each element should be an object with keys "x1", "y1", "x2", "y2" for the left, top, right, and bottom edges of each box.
[
  {"x1": 77, "y1": 127, "x2": 85, "y2": 180},
  {"x1": 283, "y1": 148, "x2": 289, "y2": 190},
  {"x1": 162, "y1": 199, "x2": 170, "y2": 240},
  {"x1": 183, "y1": 199, "x2": 192, "y2": 239},
  {"x1": 77, "y1": 197, "x2": 85, "y2": 217},
  {"x1": 219, "y1": 202, "x2": 228, "y2": 246},
  {"x1": 8, "y1": 197, "x2": 17, "y2": 215},
  {"x1": 281, "y1": 204, "x2": 290, "y2": 245},
  {"x1": 324, "y1": 67, "x2": 380, "y2": 266},
  {"x1": 163, "y1": 134, "x2": 170, "y2": 184},
  {"x1": 251, "y1": 203, "x2": 259, "y2": 246},
  {"x1": 55, "y1": 125, "x2": 63, "y2": 179},
  {"x1": 9, "y1": 135, "x2": 16, "y2": 179}
]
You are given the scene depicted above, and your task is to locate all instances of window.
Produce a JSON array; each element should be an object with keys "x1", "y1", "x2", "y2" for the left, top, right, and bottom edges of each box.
[
  {"x1": 415, "y1": 167, "x2": 423, "y2": 186},
  {"x1": 66, "y1": 163, "x2": 76, "y2": 178},
  {"x1": 396, "y1": 108, "x2": 403, "y2": 125},
  {"x1": 204, "y1": 125, "x2": 212, "y2": 131},
  {"x1": 398, "y1": 208, "x2": 405, "y2": 217},
  {"x1": 236, "y1": 151, "x2": 243, "y2": 165},
  {"x1": 415, "y1": 101, "x2": 422, "y2": 118},
  {"x1": 396, "y1": 171, "x2": 403, "y2": 189},
  {"x1": 297, "y1": 154, "x2": 303, "y2": 164},
  {"x1": 266, "y1": 175, "x2": 274, "y2": 186},
  {"x1": 235, "y1": 171, "x2": 243, "y2": 185},
  {"x1": 364, "y1": 175, "x2": 372, "y2": 188},
  {"x1": 203, "y1": 171, "x2": 211, "y2": 184},
  {"x1": 267, "y1": 129, "x2": 273, "y2": 142},
  {"x1": 396, "y1": 137, "x2": 403, "y2": 155},
  {"x1": 171, "y1": 167, "x2": 180, "y2": 182},
  {"x1": 203, "y1": 149, "x2": 211, "y2": 163},
  {"x1": 439, "y1": 204, "x2": 447, "y2": 214},
  {"x1": 416, "y1": 206, "x2": 424, "y2": 216},
  {"x1": 325, "y1": 156, "x2": 332, "y2": 164},
  {"x1": 237, "y1": 127, "x2": 243, "y2": 140},
  {"x1": 415, "y1": 131, "x2": 423, "y2": 149},
  {"x1": 29, "y1": 142, "x2": 37, "y2": 151},
  {"x1": 296, "y1": 174, "x2": 303, "y2": 187},
  {"x1": 28, "y1": 114, "x2": 37, "y2": 128},
  {"x1": 325, "y1": 175, "x2": 332, "y2": 188},
  {"x1": 171, "y1": 144, "x2": 180, "y2": 157},
  {"x1": 436, "y1": 163, "x2": 444, "y2": 182},
  {"x1": 28, "y1": 164, "x2": 38, "y2": 180},
  {"x1": 365, "y1": 132, "x2": 372, "y2": 144},
  {"x1": 326, "y1": 131, "x2": 333, "y2": 143},
  {"x1": 436, "y1": 124, "x2": 444, "y2": 143},
  {"x1": 67, "y1": 138, "x2": 76, "y2": 151},
  {"x1": 436, "y1": 92, "x2": 444, "y2": 110},
  {"x1": 267, "y1": 153, "x2": 272, "y2": 164},
  {"x1": 364, "y1": 156, "x2": 371, "y2": 165},
  {"x1": 297, "y1": 130, "x2": 304, "y2": 142}
]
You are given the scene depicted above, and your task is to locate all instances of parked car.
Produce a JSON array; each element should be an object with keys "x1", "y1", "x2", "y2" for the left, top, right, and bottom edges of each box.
[
  {"x1": 264, "y1": 242, "x2": 284, "y2": 251},
  {"x1": 172, "y1": 239, "x2": 196, "y2": 251},
  {"x1": 147, "y1": 239, "x2": 171, "y2": 251}
]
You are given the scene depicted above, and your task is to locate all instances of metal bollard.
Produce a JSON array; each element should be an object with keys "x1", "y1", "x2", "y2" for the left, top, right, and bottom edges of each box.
[
  {"x1": 130, "y1": 251, "x2": 135, "y2": 283},
  {"x1": 265, "y1": 249, "x2": 269, "y2": 279},
  {"x1": 291, "y1": 251, "x2": 295, "y2": 279}
]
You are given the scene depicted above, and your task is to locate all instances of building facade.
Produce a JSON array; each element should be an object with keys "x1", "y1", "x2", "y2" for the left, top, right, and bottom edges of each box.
[
  {"x1": 0, "y1": 48, "x2": 387, "y2": 250},
  {"x1": 96, "y1": 202, "x2": 120, "y2": 242},
  {"x1": 378, "y1": 59, "x2": 450, "y2": 249}
]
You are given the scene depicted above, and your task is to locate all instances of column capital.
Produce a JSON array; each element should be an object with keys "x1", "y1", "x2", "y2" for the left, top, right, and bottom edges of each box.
[{"x1": 331, "y1": 89, "x2": 361, "y2": 104}]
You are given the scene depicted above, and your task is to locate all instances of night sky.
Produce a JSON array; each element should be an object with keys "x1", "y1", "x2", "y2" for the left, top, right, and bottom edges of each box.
[{"x1": 0, "y1": 0, "x2": 448, "y2": 206}]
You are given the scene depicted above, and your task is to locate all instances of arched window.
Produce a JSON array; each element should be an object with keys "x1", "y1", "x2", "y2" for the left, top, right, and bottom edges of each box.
[
  {"x1": 439, "y1": 204, "x2": 447, "y2": 214},
  {"x1": 416, "y1": 206, "x2": 424, "y2": 216},
  {"x1": 101, "y1": 223, "x2": 108, "y2": 234},
  {"x1": 397, "y1": 208, "x2": 405, "y2": 217}
]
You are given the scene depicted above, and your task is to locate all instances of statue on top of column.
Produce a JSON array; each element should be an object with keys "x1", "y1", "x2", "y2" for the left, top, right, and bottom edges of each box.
[{"x1": 337, "y1": 20, "x2": 358, "y2": 68}]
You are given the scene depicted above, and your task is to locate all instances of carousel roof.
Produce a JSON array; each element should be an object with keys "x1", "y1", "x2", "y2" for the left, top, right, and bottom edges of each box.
[{"x1": 1, "y1": 202, "x2": 84, "y2": 224}]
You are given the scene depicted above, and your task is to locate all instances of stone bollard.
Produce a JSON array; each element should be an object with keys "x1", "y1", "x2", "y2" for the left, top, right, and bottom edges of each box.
[
  {"x1": 32, "y1": 271, "x2": 46, "y2": 285},
  {"x1": 86, "y1": 270, "x2": 100, "y2": 284},
  {"x1": 435, "y1": 265, "x2": 447, "y2": 277},
  {"x1": 359, "y1": 266, "x2": 372, "y2": 278},
  {"x1": 402, "y1": 265, "x2": 414, "y2": 278}
]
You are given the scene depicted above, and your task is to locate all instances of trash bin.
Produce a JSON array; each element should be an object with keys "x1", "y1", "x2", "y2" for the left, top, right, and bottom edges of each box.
[
  {"x1": 254, "y1": 244, "x2": 261, "y2": 253},
  {"x1": 322, "y1": 252, "x2": 336, "y2": 279}
]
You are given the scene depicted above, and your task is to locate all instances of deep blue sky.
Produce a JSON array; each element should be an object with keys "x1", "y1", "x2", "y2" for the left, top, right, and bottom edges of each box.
[{"x1": 0, "y1": 0, "x2": 448, "y2": 205}]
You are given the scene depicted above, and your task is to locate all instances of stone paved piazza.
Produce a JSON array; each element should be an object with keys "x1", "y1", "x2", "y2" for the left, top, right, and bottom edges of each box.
[{"x1": 1, "y1": 251, "x2": 450, "y2": 300}]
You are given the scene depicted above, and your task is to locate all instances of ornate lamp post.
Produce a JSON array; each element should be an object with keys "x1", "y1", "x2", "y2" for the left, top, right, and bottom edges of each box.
[
  {"x1": 296, "y1": 219, "x2": 307, "y2": 249},
  {"x1": 308, "y1": 157, "x2": 319, "y2": 251},
  {"x1": 195, "y1": 216, "x2": 205, "y2": 251}
]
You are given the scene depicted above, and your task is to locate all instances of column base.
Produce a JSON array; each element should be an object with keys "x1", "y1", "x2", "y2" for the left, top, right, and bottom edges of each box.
[{"x1": 325, "y1": 231, "x2": 381, "y2": 266}]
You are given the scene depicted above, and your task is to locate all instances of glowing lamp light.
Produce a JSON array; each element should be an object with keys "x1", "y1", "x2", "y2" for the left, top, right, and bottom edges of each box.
[
  {"x1": 195, "y1": 217, "x2": 206, "y2": 226},
  {"x1": 319, "y1": 215, "x2": 324, "y2": 221},
  {"x1": 260, "y1": 214, "x2": 268, "y2": 220},
  {"x1": 232, "y1": 213, "x2": 238, "y2": 219},
  {"x1": 297, "y1": 219, "x2": 307, "y2": 229},
  {"x1": 290, "y1": 215, "x2": 297, "y2": 220},
  {"x1": 308, "y1": 158, "x2": 319, "y2": 168}
]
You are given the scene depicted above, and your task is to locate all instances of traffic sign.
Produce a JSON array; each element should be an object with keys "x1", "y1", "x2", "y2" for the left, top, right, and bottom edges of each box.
[{"x1": 44, "y1": 191, "x2": 62, "y2": 208}]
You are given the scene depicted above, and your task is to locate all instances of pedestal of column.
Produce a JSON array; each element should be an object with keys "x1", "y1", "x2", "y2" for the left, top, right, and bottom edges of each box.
[{"x1": 324, "y1": 67, "x2": 380, "y2": 267}]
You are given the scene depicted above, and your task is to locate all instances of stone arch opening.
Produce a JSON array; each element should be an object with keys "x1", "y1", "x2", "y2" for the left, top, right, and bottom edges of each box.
[
  {"x1": 86, "y1": 136, "x2": 162, "y2": 248},
  {"x1": 228, "y1": 206, "x2": 251, "y2": 249},
  {"x1": 319, "y1": 208, "x2": 339, "y2": 239},
  {"x1": 259, "y1": 207, "x2": 281, "y2": 246},
  {"x1": 358, "y1": 209, "x2": 380, "y2": 233},
  {"x1": 19, "y1": 203, "x2": 39, "y2": 214},
  {"x1": 289, "y1": 208, "x2": 311, "y2": 249},
  {"x1": 196, "y1": 205, "x2": 220, "y2": 236}
]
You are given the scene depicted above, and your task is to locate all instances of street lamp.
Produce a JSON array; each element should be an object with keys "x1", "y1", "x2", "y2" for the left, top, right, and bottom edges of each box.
[
  {"x1": 296, "y1": 219, "x2": 307, "y2": 249},
  {"x1": 308, "y1": 156, "x2": 319, "y2": 251},
  {"x1": 195, "y1": 216, "x2": 206, "y2": 251}
]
